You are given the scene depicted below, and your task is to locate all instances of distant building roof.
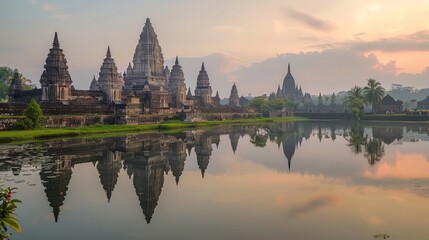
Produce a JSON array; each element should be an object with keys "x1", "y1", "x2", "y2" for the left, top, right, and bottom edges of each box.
[{"x1": 380, "y1": 94, "x2": 402, "y2": 105}]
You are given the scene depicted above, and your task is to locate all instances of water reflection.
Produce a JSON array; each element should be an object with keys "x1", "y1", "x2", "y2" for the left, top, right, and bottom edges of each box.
[{"x1": 1, "y1": 121, "x2": 429, "y2": 239}]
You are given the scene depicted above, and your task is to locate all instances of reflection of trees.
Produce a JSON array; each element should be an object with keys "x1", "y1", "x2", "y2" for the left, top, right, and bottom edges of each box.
[
  {"x1": 346, "y1": 123, "x2": 367, "y2": 154},
  {"x1": 317, "y1": 126, "x2": 323, "y2": 142},
  {"x1": 364, "y1": 138, "x2": 385, "y2": 165},
  {"x1": 345, "y1": 123, "x2": 385, "y2": 165},
  {"x1": 250, "y1": 128, "x2": 269, "y2": 147}
]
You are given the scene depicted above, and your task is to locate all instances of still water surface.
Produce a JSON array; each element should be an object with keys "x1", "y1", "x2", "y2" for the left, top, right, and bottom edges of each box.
[{"x1": 1, "y1": 121, "x2": 429, "y2": 239}]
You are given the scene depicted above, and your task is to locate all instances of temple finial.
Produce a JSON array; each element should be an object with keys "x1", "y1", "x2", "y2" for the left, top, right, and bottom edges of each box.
[
  {"x1": 106, "y1": 46, "x2": 111, "y2": 59},
  {"x1": 288, "y1": 62, "x2": 291, "y2": 74},
  {"x1": 53, "y1": 32, "x2": 60, "y2": 48},
  {"x1": 175, "y1": 56, "x2": 179, "y2": 65},
  {"x1": 201, "y1": 62, "x2": 205, "y2": 70},
  {"x1": 146, "y1": 18, "x2": 151, "y2": 24}
]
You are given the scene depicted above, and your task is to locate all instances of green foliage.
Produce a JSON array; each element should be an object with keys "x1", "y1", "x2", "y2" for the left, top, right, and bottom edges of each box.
[
  {"x1": 344, "y1": 86, "x2": 366, "y2": 119},
  {"x1": 0, "y1": 187, "x2": 21, "y2": 239},
  {"x1": 268, "y1": 97, "x2": 286, "y2": 111},
  {"x1": 0, "y1": 67, "x2": 33, "y2": 102},
  {"x1": 317, "y1": 93, "x2": 323, "y2": 106},
  {"x1": 324, "y1": 96, "x2": 330, "y2": 106},
  {"x1": 351, "y1": 107, "x2": 363, "y2": 121},
  {"x1": 0, "y1": 117, "x2": 305, "y2": 143},
  {"x1": 331, "y1": 93, "x2": 336, "y2": 105},
  {"x1": 250, "y1": 128, "x2": 269, "y2": 147},
  {"x1": 171, "y1": 110, "x2": 187, "y2": 121},
  {"x1": 14, "y1": 118, "x2": 34, "y2": 130},
  {"x1": 363, "y1": 78, "x2": 385, "y2": 114},
  {"x1": 22, "y1": 99, "x2": 43, "y2": 129},
  {"x1": 250, "y1": 95, "x2": 269, "y2": 113}
]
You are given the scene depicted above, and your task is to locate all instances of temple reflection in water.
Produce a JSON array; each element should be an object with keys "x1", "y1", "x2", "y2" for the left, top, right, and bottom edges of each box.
[{"x1": 1, "y1": 121, "x2": 428, "y2": 224}]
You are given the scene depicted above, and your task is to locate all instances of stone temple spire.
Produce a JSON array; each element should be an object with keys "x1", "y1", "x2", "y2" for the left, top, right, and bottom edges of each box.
[
  {"x1": 106, "y1": 46, "x2": 112, "y2": 59},
  {"x1": 53, "y1": 32, "x2": 60, "y2": 49},
  {"x1": 186, "y1": 87, "x2": 193, "y2": 99},
  {"x1": 168, "y1": 56, "x2": 187, "y2": 107},
  {"x1": 281, "y1": 62, "x2": 297, "y2": 100},
  {"x1": 229, "y1": 83, "x2": 240, "y2": 107},
  {"x1": 98, "y1": 46, "x2": 124, "y2": 103},
  {"x1": 89, "y1": 75, "x2": 99, "y2": 91},
  {"x1": 214, "y1": 91, "x2": 220, "y2": 101},
  {"x1": 40, "y1": 32, "x2": 73, "y2": 101},
  {"x1": 131, "y1": 18, "x2": 165, "y2": 77},
  {"x1": 194, "y1": 62, "x2": 213, "y2": 106},
  {"x1": 8, "y1": 71, "x2": 23, "y2": 102},
  {"x1": 196, "y1": 62, "x2": 210, "y2": 89}
]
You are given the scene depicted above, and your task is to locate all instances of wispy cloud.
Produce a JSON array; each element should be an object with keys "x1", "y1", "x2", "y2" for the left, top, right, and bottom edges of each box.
[
  {"x1": 311, "y1": 30, "x2": 429, "y2": 52},
  {"x1": 50, "y1": 14, "x2": 72, "y2": 20},
  {"x1": 42, "y1": 3, "x2": 58, "y2": 12},
  {"x1": 286, "y1": 8, "x2": 335, "y2": 32},
  {"x1": 30, "y1": 0, "x2": 38, "y2": 5},
  {"x1": 210, "y1": 25, "x2": 245, "y2": 33}
]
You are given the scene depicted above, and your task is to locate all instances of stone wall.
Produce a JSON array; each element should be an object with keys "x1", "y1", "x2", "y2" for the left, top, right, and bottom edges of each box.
[
  {"x1": 44, "y1": 115, "x2": 115, "y2": 128},
  {"x1": 188, "y1": 112, "x2": 262, "y2": 121},
  {"x1": 116, "y1": 114, "x2": 173, "y2": 125},
  {"x1": 0, "y1": 112, "x2": 263, "y2": 130},
  {"x1": 0, "y1": 118, "x2": 21, "y2": 130}
]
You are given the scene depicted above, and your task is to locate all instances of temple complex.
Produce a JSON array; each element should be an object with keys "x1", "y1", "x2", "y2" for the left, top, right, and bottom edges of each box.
[{"x1": 6, "y1": 18, "x2": 261, "y2": 119}]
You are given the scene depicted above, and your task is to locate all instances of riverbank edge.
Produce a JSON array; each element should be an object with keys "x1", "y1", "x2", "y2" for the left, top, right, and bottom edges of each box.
[{"x1": 0, "y1": 117, "x2": 306, "y2": 144}]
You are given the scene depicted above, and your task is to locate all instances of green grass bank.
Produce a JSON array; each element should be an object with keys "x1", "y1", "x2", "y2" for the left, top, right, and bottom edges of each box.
[{"x1": 0, "y1": 116, "x2": 305, "y2": 143}]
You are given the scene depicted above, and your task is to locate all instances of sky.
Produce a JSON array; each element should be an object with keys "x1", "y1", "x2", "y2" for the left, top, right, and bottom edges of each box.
[{"x1": 1, "y1": 0, "x2": 429, "y2": 97}]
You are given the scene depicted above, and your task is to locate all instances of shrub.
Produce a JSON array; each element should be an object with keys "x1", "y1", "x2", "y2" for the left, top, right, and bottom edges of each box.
[{"x1": 14, "y1": 98, "x2": 43, "y2": 130}]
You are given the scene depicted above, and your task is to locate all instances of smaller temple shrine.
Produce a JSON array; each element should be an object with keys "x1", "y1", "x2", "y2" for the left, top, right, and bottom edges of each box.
[
  {"x1": 194, "y1": 62, "x2": 213, "y2": 107},
  {"x1": 228, "y1": 83, "x2": 240, "y2": 107}
]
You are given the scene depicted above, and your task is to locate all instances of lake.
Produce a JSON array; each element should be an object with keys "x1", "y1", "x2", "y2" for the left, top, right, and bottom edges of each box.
[{"x1": 1, "y1": 121, "x2": 429, "y2": 239}]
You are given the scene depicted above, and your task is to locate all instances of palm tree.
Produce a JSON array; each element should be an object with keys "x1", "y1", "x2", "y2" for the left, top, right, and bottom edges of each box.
[
  {"x1": 344, "y1": 86, "x2": 365, "y2": 111},
  {"x1": 410, "y1": 99, "x2": 417, "y2": 109},
  {"x1": 363, "y1": 79, "x2": 385, "y2": 114},
  {"x1": 344, "y1": 86, "x2": 366, "y2": 120}
]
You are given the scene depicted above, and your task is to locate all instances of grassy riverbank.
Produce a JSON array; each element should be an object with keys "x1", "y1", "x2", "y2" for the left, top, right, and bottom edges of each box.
[{"x1": 0, "y1": 116, "x2": 305, "y2": 143}]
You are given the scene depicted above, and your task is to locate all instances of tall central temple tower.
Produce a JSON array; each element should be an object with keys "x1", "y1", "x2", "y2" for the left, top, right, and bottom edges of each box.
[
  {"x1": 279, "y1": 63, "x2": 303, "y2": 101},
  {"x1": 123, "y1": 18, "x2": 170, "y2": 113},
  {"x1": 124, "y1": 18, "x2": 168, "y2": 89}
]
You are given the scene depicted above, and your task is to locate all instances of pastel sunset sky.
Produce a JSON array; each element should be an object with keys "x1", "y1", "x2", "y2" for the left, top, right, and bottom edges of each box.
[{"x1": 1, "y1": 0, "x2": 429, "y2": 96}]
